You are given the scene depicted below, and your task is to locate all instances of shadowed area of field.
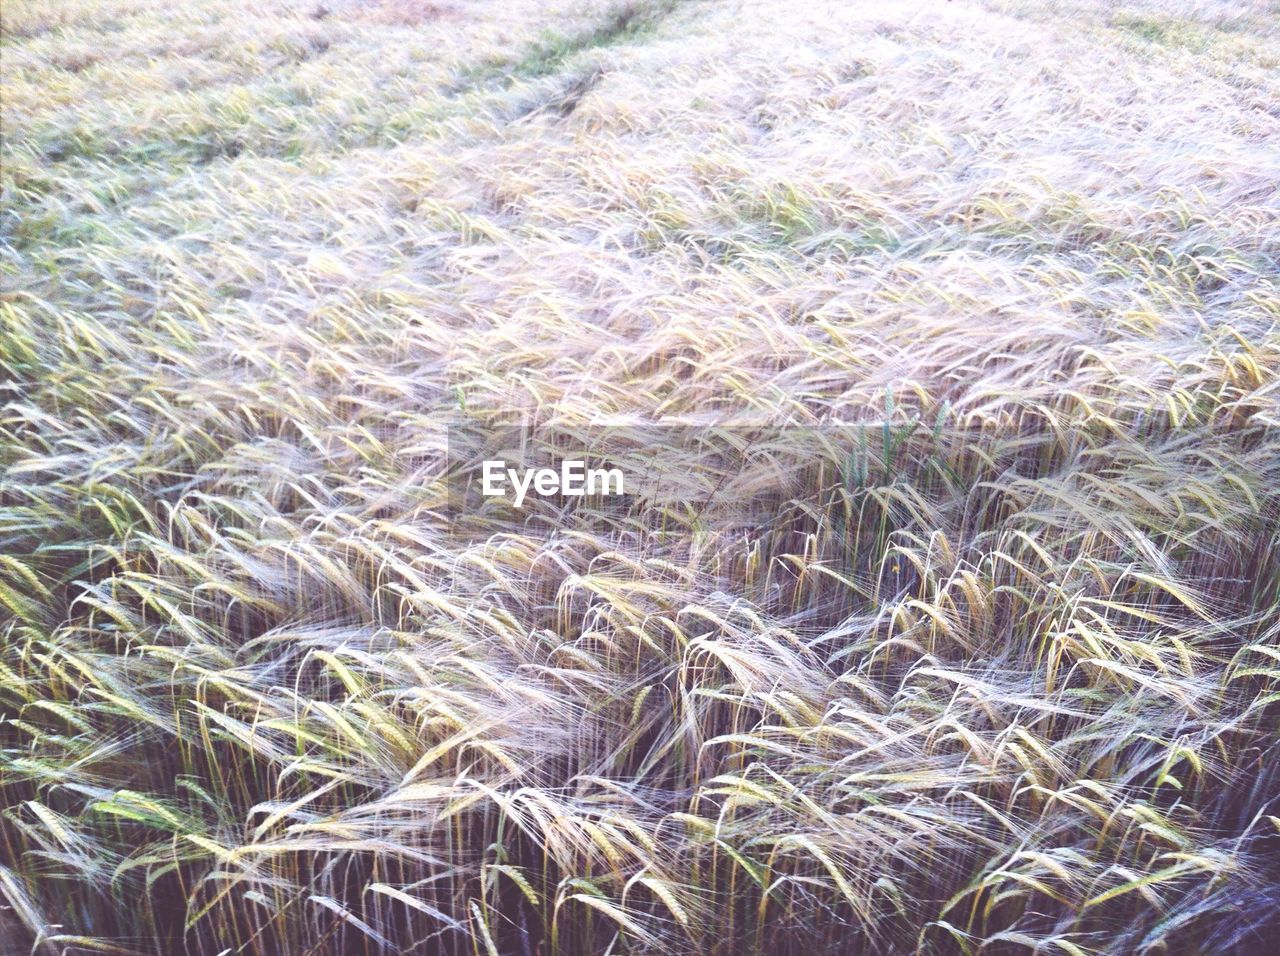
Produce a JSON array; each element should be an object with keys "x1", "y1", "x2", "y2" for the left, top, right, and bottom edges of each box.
[{"x1": 2, "y1": 1, "x2": 1279, "y2": 953}]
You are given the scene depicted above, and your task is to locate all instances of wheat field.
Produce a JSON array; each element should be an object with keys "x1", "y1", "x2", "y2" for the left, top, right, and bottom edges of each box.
[{"x1": 2, "y1": 0, "x2": 1279, "y2": 953}]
